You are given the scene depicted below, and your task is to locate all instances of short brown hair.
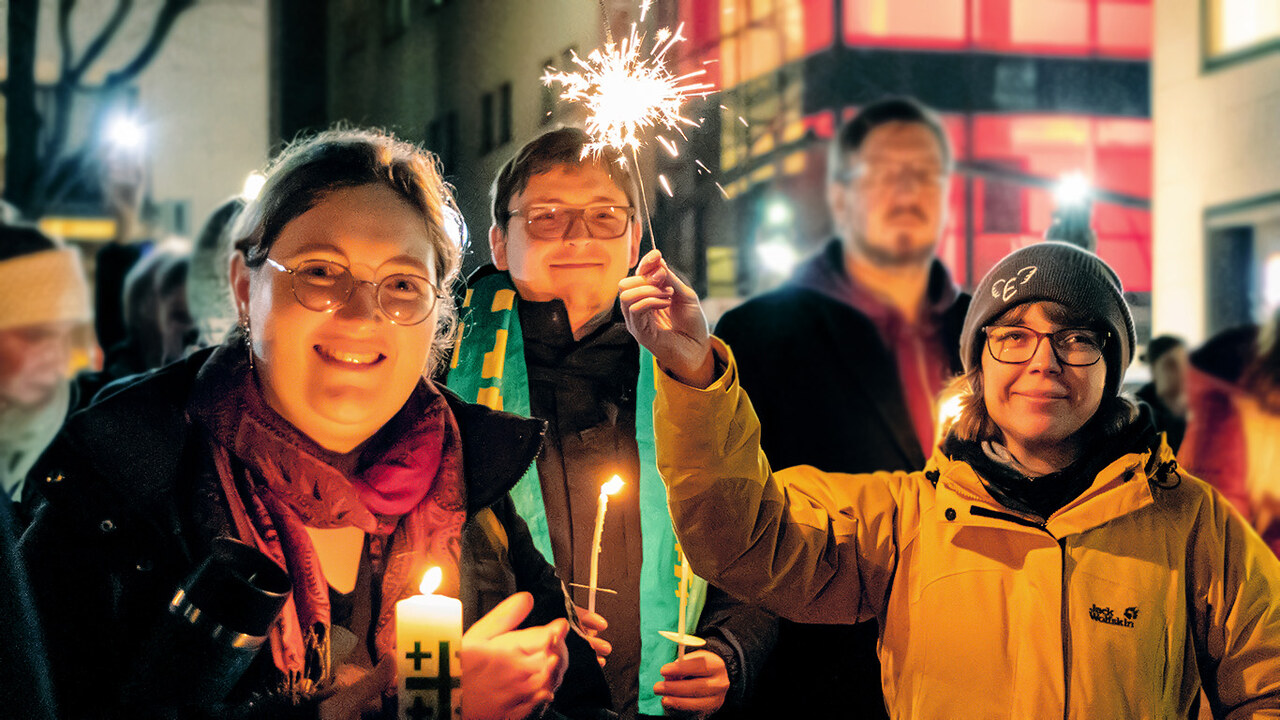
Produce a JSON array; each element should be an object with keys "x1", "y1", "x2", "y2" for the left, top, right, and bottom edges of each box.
[
  {"x1": 231, "y1": 128, "x2": 461, "y2": 375},
  {"x1": 828, "y1": 97, "x2": 953, "y2": 184},
  {"x1": 490, "y1": 127, "x2": 640, "y2": 230}
]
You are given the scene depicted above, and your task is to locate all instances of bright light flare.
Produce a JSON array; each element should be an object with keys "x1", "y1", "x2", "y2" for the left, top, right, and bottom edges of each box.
[
  {"x1": 543, "y1": 22, "x2": 714, "y2": 158},
  {"x1": 240, "y1": 171, "x2": 266, "y2": 201},
  {"x1": 1054, "y1": 171, "x2": 1091, "y2": 208},
  {"x1": 419, "y1": 566, "x2": 442, "y2": 595},
  {"x1": 107, "y1": 114, "x2": 146, "y2": 150},
  {"x1": 601, "y1": 475, "x2": 625, "y2": 496},
  {"x1": 764, "y1": 199, "x2": 793, "y2": 227},
  {"x1": 756, "y1": 238, "x2": 798, "y2": 275}
]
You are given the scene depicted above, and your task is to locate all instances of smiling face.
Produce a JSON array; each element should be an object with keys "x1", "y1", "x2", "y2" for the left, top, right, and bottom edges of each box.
[
  {"x1": 981, "y1": 302, "x2": 1107, "y2": 470},
  {"x1": 231, "y1": 183, "x2": 437, "y2": 453},
  {"x1": 490, "y1": 163, "x2": 641, "y2": 320}
]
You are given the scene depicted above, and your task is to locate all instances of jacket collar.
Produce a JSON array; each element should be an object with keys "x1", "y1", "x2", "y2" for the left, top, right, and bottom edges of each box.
[{"x1": 926, "y1": 438, "x2": 1178, "y2": 538}]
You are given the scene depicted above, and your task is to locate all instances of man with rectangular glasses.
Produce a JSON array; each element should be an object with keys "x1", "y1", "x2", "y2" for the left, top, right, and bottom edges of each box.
[
  {"x1": 447, "y1": 127, "x2": 774, "y2": 719},
  {"x1": 713, "y1": 97, "x2": 972, "y2": 720}
]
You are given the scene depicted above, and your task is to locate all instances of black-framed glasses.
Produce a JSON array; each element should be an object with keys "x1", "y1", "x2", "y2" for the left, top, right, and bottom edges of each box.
[
  {"x1": 264, "y1": 257, "x2": 439, "y2": 326},
  {"x1": 510, "y1": 204, "x2": 635, "y2": 241},
  {"x1": 982, "y1": 325, "x2": 1109, "y2": 367}
]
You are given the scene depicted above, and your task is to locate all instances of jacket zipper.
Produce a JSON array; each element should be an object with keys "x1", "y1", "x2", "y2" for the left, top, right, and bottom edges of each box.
[
  {"x1": 1059, "y1": 537, "x2": 1070, "y2": 720},
  {"x1": 966, "y1": 504, "x2": 1070, "y2": 716}
]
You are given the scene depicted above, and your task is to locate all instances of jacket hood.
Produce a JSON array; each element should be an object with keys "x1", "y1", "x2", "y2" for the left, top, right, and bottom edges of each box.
[{"x1": 790, "y1": 238, "x2": 960, "y2": 315}]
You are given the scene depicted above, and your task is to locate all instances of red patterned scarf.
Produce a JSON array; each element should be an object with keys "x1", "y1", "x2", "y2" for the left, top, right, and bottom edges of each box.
[{"x1": 191, "y1": 345, "x2": 466, "y2": 698}]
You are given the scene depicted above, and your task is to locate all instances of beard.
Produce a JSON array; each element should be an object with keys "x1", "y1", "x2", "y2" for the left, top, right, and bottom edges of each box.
[{"x1": 850, "y1": 230, "x2": 937, "y2": 269}]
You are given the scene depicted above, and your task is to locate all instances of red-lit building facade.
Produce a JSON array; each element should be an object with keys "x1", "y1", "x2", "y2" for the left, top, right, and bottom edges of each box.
[{"x1": 649, "y1": 0, "x2": 1152, "y2": 332}]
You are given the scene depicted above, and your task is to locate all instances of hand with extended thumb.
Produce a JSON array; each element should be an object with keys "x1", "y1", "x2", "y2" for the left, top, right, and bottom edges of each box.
[{"x1": 460, "y1": 592, "x2": 570, "y2": 720}]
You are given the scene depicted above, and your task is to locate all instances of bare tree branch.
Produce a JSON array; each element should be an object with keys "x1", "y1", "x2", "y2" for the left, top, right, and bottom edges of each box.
[
  {"x1": 58, "y1": 0, "x2": 75, "y2": 83},
  {"x1": 68, "y1": 0, "x2": 134, "y2": 85},
  {"x1": 103, "y1": 0, "x2": 197, "y2": 89}
]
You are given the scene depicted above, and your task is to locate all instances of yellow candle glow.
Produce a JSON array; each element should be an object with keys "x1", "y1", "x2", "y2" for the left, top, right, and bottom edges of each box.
[{"x1": 396, "y1": 567, "x2": 462, "y2": 720}]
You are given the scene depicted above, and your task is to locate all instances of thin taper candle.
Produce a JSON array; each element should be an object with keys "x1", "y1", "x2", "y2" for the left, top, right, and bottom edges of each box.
[
  {"x1": 677, "y1": 550, "x2": 691, "y2": 659},
  {"x1": 588, "y1": 475, "x2": 625, "y2": 614}
]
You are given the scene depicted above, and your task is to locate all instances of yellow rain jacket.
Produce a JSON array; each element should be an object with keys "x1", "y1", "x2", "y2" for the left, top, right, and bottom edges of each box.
[{"x1": 655, "y1": 341, "x2": 1280, "y2": 719}]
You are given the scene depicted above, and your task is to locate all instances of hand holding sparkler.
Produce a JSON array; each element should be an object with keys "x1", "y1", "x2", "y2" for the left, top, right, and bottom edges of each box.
[{"x1": 620, "y1": 249, "x2": 713, "y2": 388}]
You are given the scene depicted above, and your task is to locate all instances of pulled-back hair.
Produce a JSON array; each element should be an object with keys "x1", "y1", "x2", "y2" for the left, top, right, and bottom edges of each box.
[{"x1": 231, "y1": 128, "x2": 461, "y2": 375}]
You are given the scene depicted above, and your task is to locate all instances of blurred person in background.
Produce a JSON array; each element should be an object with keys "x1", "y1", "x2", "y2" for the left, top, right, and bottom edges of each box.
[
  {"x1": 189, "y1": 197, "x2": 247, "y2": 348},
  {"x1": 0, "y1": 223, "x2": 92, "y2": 526},
  {"x1": 713, "y1": 97, "x2": 969, "y2": 720},
  {"x1": 1133, "y1": 334, "x2": 1188, "y2": 453},
  {"x1": 75, "y1": 239, "x2": 195, "y2": 406},
  {"x1": 1182, "y1": 311, "x2": 1280, "y2": 557},
  {"x1": 22, "y1": 128, "x2": 609, "y2": 720}
]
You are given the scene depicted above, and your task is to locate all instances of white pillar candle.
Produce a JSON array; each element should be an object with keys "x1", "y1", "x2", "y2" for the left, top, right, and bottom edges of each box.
[
  {"x1": 396, "y1": 567, "x2": 462, "y2": 720},
  {"x1": 588, "y1": 475, "x2": 625, "y2": 614}
]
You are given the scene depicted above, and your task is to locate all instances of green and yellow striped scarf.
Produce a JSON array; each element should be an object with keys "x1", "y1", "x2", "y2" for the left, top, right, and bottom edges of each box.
[{"x1": 446, "y1": 272, "x2": 705, "y2": 714}]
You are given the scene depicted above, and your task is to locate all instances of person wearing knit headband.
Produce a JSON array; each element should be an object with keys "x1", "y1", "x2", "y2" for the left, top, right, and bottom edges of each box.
[
  {"x1": 617, "y1": 240, "x2": 1280, "y2": 717},
  {"x1": 0, "y1": 224, "x2": 91, "y2": 518}
]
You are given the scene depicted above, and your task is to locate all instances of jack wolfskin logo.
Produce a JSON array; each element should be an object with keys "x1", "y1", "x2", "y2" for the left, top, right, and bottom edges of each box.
[{"x1": 1089, "y1": 603, "x2": 1139, "y2": 628}]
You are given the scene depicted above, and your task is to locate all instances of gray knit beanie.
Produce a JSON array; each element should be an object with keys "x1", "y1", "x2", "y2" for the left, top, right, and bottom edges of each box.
[{"x1": 959, "y1": 241, "x2": 1135, "y2": 396}]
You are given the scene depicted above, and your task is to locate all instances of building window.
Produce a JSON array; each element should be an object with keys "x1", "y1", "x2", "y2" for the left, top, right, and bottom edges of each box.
[
  {"x1": 1204, "y1": 0, "x2": 1280, "y2": 67},
  {"x1": 480, "y1": 92, "x2": 496, "y2": 154},
  {"x1": 499, "y1": 83, "x2": 513, "y2": 144},
  {"x1": 541, "y1": 56, "x2": 557, "y2": 125},
  {"x1": 382, "y1": 0, "x2": 409, "y2": 39},
  {"x1": 427, "y1": 112, "x2": 459, "y2": 177},
  {"x1": 479, "y1": 83, "x2": 513, "y2": 154}
]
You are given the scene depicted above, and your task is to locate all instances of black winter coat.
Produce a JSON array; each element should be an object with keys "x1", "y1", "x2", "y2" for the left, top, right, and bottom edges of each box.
[
  {"x1": 714, "y1": 254, "x2": 969, "y2": 720},
  {"x1": 21, "y1": 348, "x2": 613, "y2": 720}
]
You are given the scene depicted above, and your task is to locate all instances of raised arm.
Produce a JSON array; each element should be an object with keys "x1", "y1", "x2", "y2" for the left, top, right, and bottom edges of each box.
[{"x1": 620, "y1": 250, "x2": 901, "y2": 626}]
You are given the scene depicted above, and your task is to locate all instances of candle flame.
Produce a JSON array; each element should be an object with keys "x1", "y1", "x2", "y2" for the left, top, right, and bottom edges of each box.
[
  {"x1": 419, "y1": 566, "x2": 442, "y2": 595},
  {"x1": 602, "y1": 475, "x2": 625, "y2": 496}
]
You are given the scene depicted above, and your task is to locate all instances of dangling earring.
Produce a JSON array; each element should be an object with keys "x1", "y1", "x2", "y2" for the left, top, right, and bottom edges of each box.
[{"x1": 240, "y1": 314, "x2": 254, "y2": 371}]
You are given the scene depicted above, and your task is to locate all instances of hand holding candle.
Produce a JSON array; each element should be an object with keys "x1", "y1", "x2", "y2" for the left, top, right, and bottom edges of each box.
[
  {"x1": 588, "y1": 475, "x2": 625, "y2": 614},
  {"x1": 396, "y1": 567, "x2": 462, "y2": 720},
  {"x1": 658, "y1": 548, "x2": 705, "y2": 655}
]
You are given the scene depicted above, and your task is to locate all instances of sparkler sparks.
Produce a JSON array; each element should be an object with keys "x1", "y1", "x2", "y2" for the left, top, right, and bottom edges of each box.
[{"x1": 542, "y1": 22, "x2": 714, "y2": 159}]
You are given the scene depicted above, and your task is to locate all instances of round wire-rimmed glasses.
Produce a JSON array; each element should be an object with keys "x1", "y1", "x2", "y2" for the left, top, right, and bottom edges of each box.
[
  {"x1": 982, "y1": 325, "x2": 1108, "y2": 366},
  {"x1": 264, "y1": 257, "x2": 439, "y2": 326}
]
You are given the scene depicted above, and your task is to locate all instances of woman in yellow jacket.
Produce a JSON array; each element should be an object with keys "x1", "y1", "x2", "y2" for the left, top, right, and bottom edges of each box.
[{"x1": 620, "y1": 241, "x2": 1280, "y2": 718}]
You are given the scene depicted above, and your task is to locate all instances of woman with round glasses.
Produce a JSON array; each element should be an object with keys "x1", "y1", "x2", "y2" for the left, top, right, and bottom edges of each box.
[
  {"x1": 22, "y1": 129, "x2": 610, "y2": 720},
  {"x1": 619, "y1": 241, "x2": 1280, "y2": 717}
]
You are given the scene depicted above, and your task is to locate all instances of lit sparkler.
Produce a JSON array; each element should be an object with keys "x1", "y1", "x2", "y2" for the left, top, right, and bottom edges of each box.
[{"x1": 542, "y1": 22, "x2": 713, "y2": 159}]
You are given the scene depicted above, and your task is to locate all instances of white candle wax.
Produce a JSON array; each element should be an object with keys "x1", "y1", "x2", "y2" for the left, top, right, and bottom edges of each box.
[
  {"x1": 677, "y1": 551, "x2": 691, "y2": 659},
  {"x1": 396, "y1": 568, "x2": 462, "y2": 720},
  {"x1": 588, "y1": 475, "x2": 625, "y2": 614}
]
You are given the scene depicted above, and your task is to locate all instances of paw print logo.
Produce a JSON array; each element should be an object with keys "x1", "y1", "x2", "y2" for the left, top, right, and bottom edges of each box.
[{"x1": 1123, "y1": 606, "x2": 1139, "y2": 621}]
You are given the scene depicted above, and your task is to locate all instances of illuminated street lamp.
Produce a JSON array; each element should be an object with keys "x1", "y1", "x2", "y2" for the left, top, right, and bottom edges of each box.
[
  {"x1": 1045, "y1": 171, "x2": 1097, "y2": 251},
  {"x1": 106, "y1": 113, "x2": 147, "y2": 152},
  {"x1": 756, "y1": 235, "x2": 799, "y2": 276}
]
